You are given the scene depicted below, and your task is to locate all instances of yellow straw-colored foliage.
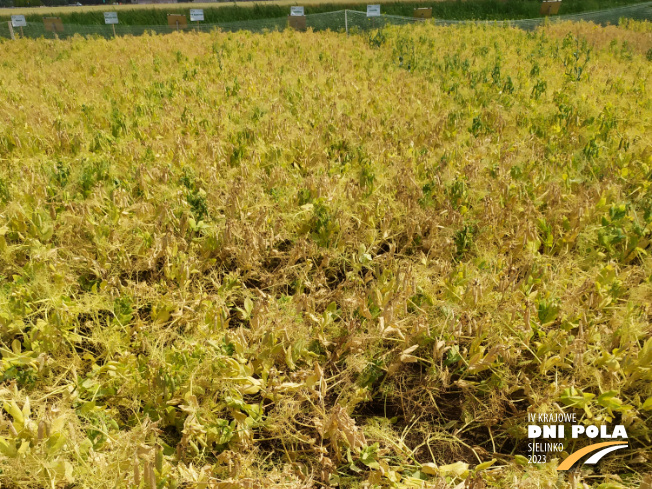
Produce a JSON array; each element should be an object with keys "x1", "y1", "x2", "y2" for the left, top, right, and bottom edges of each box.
[{"x1": 0, "y1": 22, "x2": 651, "y2": 488}]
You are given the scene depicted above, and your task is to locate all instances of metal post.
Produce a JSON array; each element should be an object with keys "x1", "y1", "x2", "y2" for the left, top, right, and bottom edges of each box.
[
  {"x1": 345, "y1": 9, "x2": 348, "y2": 35},
  {"x1": 8, "y1": 21, "x2": 15, "y2": 40}
]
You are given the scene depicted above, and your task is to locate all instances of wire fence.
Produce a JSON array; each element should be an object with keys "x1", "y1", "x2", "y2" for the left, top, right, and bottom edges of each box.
[
  {"x1": 432, "y1": 1, "x2": 652, "y2": 29},
  {"x1": 0, "y1": 2, "x2": 651, "y2": 39}
]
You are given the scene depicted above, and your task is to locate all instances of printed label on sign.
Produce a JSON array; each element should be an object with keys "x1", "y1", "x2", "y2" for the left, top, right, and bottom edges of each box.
[
  {"x1": 190, "y1": 9, "x2": 204, "y2": 21},
  {"x1": 104, "y1": 12, "x2": 118, "y2": 24},
  {"x1": 367, "y1": 4, "x2": 381, "y2": 17},
  {"x1": 290, "y1": 6, "x2": 304, "y2": 16},
  {"x1": 11, "y1": 15, "x2": 27, "y2": 27}
]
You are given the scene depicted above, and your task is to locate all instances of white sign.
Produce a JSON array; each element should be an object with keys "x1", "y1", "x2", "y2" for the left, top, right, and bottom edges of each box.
[
  {"x1": 103, "y1": 12, "x2": 118, "y2": 24},
  {"x1": 367, "y1": 4, "x2": 380, "y2": 17},
  {"x1": 11, "y1": 15, "x2": 26, "y2": 27},
  {"x1": 290, "y1": 6, "x2": 304, "y2": 16},
  {"x1": 190, "y1": 9, "x2": 204, "y2": 22}
]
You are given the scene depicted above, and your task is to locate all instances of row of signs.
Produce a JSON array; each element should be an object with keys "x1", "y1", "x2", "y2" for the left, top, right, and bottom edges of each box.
[
  {"x1": 10, "y1": 5, "x2": 382, "y2": 28},
  {"x1": 106, "y1": 10, "x2": 205, "y2": 24},
  {"x1": 292, "y1": 5, "x2": 381, "y2": 17},
  {"x1": 9, "y1": 10, "x2": 205, "y2": 27}
]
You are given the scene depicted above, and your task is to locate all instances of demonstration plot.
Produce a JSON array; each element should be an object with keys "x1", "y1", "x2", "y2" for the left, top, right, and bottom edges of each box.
[{"x1": 0, "y1": 19, "x2": 651, "y2": 489}]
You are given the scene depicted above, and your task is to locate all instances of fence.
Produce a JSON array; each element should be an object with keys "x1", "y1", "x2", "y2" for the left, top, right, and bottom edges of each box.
[
  {"x1": 0, "y1": 2, "x2": 651, "y2": 39},
  {"x1": 433, "y1": 1, "x2": 652, "y2": 29}
]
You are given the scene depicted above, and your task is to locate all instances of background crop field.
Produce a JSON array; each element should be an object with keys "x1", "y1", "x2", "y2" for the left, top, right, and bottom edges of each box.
[
  {"x1": 0, "y1": 0, "x2": 649, "y2": 24},
  {"x1": 0, "y1": 18, "x2": 652, "y2": 489}
]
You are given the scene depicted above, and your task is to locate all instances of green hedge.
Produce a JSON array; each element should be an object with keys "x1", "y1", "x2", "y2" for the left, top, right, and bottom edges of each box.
[{"x1": 0, "y1": 0, "x2": 647, "y2": 25}]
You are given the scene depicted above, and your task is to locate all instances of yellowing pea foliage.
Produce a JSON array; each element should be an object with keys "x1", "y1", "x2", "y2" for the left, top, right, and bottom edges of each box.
[{"x1": 0, "y1": 22, "x2": 651, "y2": 488}]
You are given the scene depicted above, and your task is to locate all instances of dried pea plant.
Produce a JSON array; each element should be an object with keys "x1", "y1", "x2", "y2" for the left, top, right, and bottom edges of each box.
[{"x1": 0, "y1": 20, "x2": 651, "y2": 489}]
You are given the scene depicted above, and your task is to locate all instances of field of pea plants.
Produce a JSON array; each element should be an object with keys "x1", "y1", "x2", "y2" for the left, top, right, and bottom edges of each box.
[{"x1": 0, "y1": 19, "x2": 652, "y2": 489}]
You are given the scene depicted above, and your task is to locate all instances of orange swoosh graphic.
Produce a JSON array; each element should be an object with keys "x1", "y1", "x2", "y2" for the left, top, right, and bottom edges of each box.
[{"x1": 557, "y1": 441, "x2": 628, "y2": 471}]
